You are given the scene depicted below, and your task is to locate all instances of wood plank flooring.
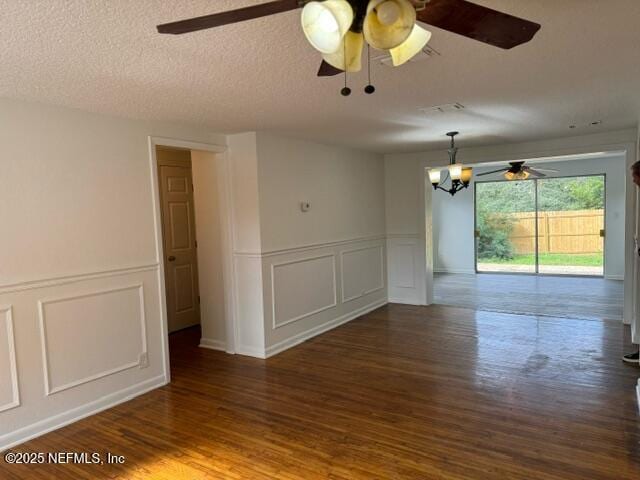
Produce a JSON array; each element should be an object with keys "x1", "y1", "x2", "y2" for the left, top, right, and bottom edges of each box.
[
  {"x1": 2, "y1": 304, "x2": 639, "y2": 479},
  {"x1": 434, "y1": 272, "x2": 624, "y2": 320}
]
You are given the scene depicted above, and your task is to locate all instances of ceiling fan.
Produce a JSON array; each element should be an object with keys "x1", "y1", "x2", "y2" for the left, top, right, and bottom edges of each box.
[
  {"x1": 477, "y1": 161, "x2": 559, "y2": 180},
  {"x1": 156, "y1": 0, "x2": 541, "y2": 80}
]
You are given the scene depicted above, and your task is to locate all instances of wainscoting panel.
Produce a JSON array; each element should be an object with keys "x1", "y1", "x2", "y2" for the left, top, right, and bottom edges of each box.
[
  {"x1": 263, "y1": 238, "x2": 388, "y2": 356},
  {"x1": 38, "y1": 285, "x2": 148, "y2": 396},
  {"x1": 1, "y1": 265, "x2": 164, "y2": 452},
  {"x1": 341, "y1": 246, "x2": 384, "y2": 303},
  {"x1": 389, "y1": 243, "x2": 415, "y2": 288},
  {"x1": 0, "y1": 306, "x2": 19, "y2": 413},
  {"x1": 387, "y1": 236, "x2": 426, "y2": 305},
  {"x1": 271, "y1": 254, "x2": 337, "y2": 329}
]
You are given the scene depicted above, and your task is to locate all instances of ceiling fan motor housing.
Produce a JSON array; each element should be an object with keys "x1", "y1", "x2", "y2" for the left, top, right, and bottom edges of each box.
[{"x1": 345, "y1": 0, "x2": 372, "y2": 32}]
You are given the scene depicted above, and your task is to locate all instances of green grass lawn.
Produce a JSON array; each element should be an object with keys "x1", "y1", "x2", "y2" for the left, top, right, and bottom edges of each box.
[{"x1": 478, "y1": 253, "x2": 603, "y2": 267}]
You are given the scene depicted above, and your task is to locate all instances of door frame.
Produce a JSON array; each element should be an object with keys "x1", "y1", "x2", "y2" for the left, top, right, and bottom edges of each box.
[
  {"x1": 148, "y1": 136, "x2": 236, "y2": 383},
  {"x1": 473, "y1": 173, "x2": 607, "y2": 278}
]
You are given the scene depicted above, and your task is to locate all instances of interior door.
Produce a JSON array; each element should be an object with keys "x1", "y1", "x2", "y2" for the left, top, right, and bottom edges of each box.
[{"x1": 157, "y1": 148, "x2": 201, "y2": 333}]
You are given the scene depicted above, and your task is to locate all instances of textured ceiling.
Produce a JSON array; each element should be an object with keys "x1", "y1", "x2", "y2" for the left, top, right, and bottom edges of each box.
[{"x1": 1, "y1": 0, "x2": 639, "y2": 153}]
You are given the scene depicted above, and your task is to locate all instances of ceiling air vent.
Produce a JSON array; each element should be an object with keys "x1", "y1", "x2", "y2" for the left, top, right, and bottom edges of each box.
[{"x1": 419, "y1": 103, "x2": 466, "y2": 115}]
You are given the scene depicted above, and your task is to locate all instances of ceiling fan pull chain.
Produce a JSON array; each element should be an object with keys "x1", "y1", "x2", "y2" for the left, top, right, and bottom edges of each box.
[
  {"x1": 341, "y1": 40, "x2": 351, "y2": 96},
  {"x1": 365, "y1": 44, "x2": 375, "y2": 94}
]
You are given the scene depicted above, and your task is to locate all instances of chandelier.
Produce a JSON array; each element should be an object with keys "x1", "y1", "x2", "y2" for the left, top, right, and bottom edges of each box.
[{"x1": 428, "y1": 132, "x2": 473, "y2": 196}]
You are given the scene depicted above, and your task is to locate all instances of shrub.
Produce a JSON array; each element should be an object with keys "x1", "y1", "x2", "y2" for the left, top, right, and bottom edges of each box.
[{"x1": 477, "y1": 209, "x2": 515, "y2": 260}]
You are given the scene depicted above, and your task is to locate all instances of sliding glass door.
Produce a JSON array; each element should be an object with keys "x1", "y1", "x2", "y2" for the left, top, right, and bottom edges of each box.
[
  {"x1": 475, "y1": 180, "x2": 536, "y2": 273},
  {"x1": 475, "y1": 175, "x2": 605, "y2": 276}
]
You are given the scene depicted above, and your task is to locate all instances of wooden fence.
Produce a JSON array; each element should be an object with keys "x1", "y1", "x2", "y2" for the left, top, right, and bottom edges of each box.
[{"x1": 507, "y1": 209, "x2": 604, "y2": 254}]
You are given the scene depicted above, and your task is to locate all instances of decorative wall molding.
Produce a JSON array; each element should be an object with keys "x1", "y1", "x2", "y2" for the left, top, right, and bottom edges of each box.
[
  {"x1": 386, "y1": 233, "x2": 422, "y2": 239},
  {"x1": 38, "y1": 284, "x2": 148, "y2": 396},
  {"x1": 271, "y1": 254, "x2": 337, "y2": 329},
  {"x1": 0, "y1": 263, "x2": 159, "y2": 295},
  {"x1": 387, "y1": 236, "x2": 425, "y2": 306},
  {"x1": 0, "y1": 305, "x2": 20, "y2": 413},
  {"x1": 233, "y1": 234, "x2": 387, "y2": 258},
  {"x1": 266, "y1": 298, "x2": 387, "y2": 358},
  {"x1": 388, "y1": 241, "x2": 417, "y2": 289},
  {"x1": 340, "y1": 245, "x2": 385, "y2": 303}
]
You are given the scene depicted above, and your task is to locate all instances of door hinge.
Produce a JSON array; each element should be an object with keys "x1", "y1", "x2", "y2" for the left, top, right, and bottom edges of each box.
[
  {"x1": 195, "y1": 240, "x2": 198, "y2": 248},
  {"x1": 197, "y1": 295, "x2": 200, "y2": 305}
]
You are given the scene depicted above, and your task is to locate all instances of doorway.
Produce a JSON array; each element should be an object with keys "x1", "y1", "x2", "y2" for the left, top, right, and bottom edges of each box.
[
  {"x1": 156, "y1": 146, "x2": 201, "y2": 333},
  {"x1": 475, "y1": 175, "x2": 606, "y2": 277}
]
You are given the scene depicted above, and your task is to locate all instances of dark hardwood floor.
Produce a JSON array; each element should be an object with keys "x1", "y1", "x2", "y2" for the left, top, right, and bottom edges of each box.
[
  {"x1": 2, "y1": 304, "x2": 639, "y2": 479},
  {"x1": 434, "y1": 272, "x2": 624, "y2": 320}
]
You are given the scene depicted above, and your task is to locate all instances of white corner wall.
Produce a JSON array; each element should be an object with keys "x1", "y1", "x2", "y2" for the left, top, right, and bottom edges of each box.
[
  {"x1": 191, "y1": 151, "x2": 227, "y2": 351},
  {"x1": 246, "y1": 133, "x2": 388, "y2": 356},
  {"x1": 227, "y1": 132, "x2": 266, "y2": 358},
  {"x1": 384, "y1": 155, "x2": 428, "y2": 305},
  {"x1": 432, "y1": 155, "x2": 628, "y2": 279},
  {"x1": 0, "y1": 98, "x2": 226, "y2": 451}
]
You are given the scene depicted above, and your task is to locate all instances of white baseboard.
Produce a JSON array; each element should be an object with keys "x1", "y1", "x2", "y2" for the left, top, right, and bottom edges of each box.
[
  {"x1": 388, "y1": 297, "x2": 424, "y2": 306},
  {"x1": 434, "y1": 268, "x2": 476, "y2": 275},
  {"x1": 604, "y1": 274, "x2": 624, "y2": 281},
  {"x1": 199, "y1": 338, "x2": 226, "y2": 351},
  {"x1": 0, "y1": 374, "x2": 167, "y2": 452},
  {"x1": 265, "y1": 299, "x2": 387, "y2": 358},
  {"x1": 235, "y1": 345, "x2": 267, "y2": 359}
]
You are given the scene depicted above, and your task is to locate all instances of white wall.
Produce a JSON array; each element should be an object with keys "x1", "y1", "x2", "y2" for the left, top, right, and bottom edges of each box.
[
  {"x1": 192, "y1": 151, "x2": 227, "y2": 350},
  {"x1": 226, "y1": 133, "x2": 388, "y2": 357},
  {"x1": 256, "y1": 133, "x2": 386, "y2": 252},
  {"x1": 0, "y1": 98, "x2": 226, "y2": 450},
  {"x1": 384, "y1": 158, "x2": 429, "y2": 304},
  {"x1": 432, "y1": 155, "x2": 628, "y2": 279},
  {"x1": 227, "y1": 133, "x2": 266, "y2": 358},
  {"x1": 384, "y1": 129, "x2": 638, "y2": 313}
]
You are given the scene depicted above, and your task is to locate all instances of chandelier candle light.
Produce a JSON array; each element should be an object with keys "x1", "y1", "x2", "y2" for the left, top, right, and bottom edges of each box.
[{"x1": 428, "y1": 132, "x2": 473, "y2": 196}]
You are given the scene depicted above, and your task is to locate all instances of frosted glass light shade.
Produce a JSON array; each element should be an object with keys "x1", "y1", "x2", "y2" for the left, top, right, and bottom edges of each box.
[
  {"x1": 363, "y1": 0, "x2": 416, "y2": 50},
  {"x1": 461, "y1": 167, "x2": 473, "y2": 183},
  {"x1": 301, "y1": 0, "x2": 354, "y2": 54},
  {"x1": 505, "y1": 170, "x2": 529, "y2": 181},
  {"x1": 449, "y1": 164, "x2": 463, "y2": 181},
  {"x1": 428, "y1": 169, "x2": 441, "y2": 185},
  {"x1": 390, "y1": 24, "x2": 431, "y2": 66},
  {"x1": 323, "y1": 31, "x2": 364, "y2": 72}
]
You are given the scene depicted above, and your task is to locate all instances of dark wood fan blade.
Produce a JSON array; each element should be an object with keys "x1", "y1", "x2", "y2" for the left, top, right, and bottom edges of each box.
[
  {"x1": 417, "y1": 0, "x2": 541, "y2": 49},
  {"x1": 477, "y1": 168, "x2": 508, "y2": 176},
  {"x1": 317, "y1": 60, "x2": 343, "y2": 77},
  {"x1": 157, "y1": 0, "x2": 300, "y2": 35},
  {"x1": 526, "y1": 168, "x2": 547, "y2": 178}
]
